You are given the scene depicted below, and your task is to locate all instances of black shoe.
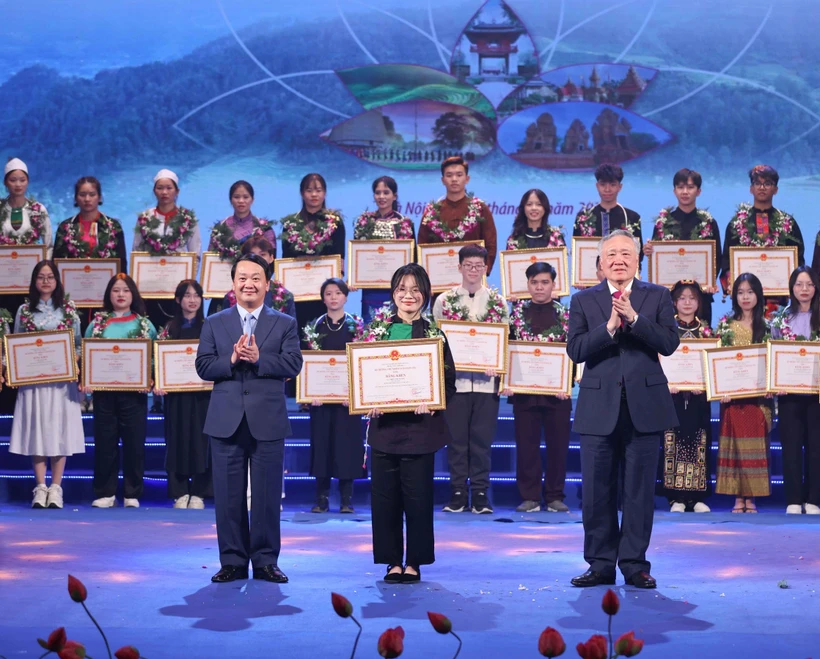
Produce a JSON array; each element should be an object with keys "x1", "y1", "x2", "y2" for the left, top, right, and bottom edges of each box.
[
  {"x1": 253, "y1": 565, "x2": 289, "y2": 583},
  {"x1": 340, "y1": 499, "x2": 355, "y2": 514},
  {"x1": 570, "y1": 569, "x2": 616, "y2": 587},
  {"x1": 311, "y1": 496, "x2": 329, "y2": 513},
  {"x1": 625, "y1": 571, "x2": 656, "y2": 589},
  {"x1": 401, "y1": 566, "x2": 420, "y2": 583},
  {"x1": 384, "y1": 565, "x2": 403, "y2": 583},
  {"x1": 471, "y1": 491, "x2": 493, "y2": 514},
  {"x1": 442, "y1": 490, "x2": 468, "y2": 513},
  {"x1": 211, "y1": 565, "x2": 249, "y2": 583}
]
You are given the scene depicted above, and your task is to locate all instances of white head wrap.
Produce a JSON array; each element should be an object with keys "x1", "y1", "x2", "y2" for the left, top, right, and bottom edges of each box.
[
  {"x1": 4, "y1": 158, "x2": 28, "y2": 176},
  {"x1": 153, "y1": 169, "x2": 179, "y2": 185}
]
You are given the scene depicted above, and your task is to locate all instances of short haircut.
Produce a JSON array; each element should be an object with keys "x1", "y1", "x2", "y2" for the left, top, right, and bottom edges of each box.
[
  {"x1": 525, "y1": 262, "x2": 556, "y2": 281},
  {"x1": 594, "y1": 163, "x2": 623, "y2": 183},
  {"x1": 321, "y1": 277, "x2": 349, "y2": 298},
  {"x1": 74, "y1": 176, "x2": 103, "y2": 207},
  {"x1": 441, "y1": 156, "x2": 469, "y2": 176},
  {"x1": 458, "y1": 244, "x2": 488, "y2": 264},
  {"x1": 229, "y1": 180, "x2": 254, "y2": 199},
  {"x1": 231, "y1": 253, "x2": 271, "y2": 281},
  {"x1": 598, "y1": 229, "x2": 640, "y2": 257},
  {"x1": 390, "y1": 263, "x2": 432, "y2": 313},
  {"x1": 749, "y1": 164, "x2": 779, "y2": 186},
  {"x1": 673, "y1": 168, "x2": 702, "y2": 189},
  {"x1": 241, "y1": 236, "x2": 275, "y2": 258}
]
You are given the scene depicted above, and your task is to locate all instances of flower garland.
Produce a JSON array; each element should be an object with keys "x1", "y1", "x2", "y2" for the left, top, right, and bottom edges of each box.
[
  {"x1": 0, "y1": 308, "x2": 13, "y2": 338},
  {"x1": 505, "y1": 225, "x2": 565, "y2": 250},
  {"x1": 0, "y1": 198, "x2": 47, "y2": 245},
  {"x1": 440, "y1": 287, "x2": 507, "y2": 323},
  {"x1": 359, "y1": 304, "x2": 443, "y2": 342},
  {"x1": 575, "y1": 205, "x2": 641, "y2": 237},
  {"x1": 353, "y1": 211, "x2": 414, "y2": 240},
  {"x1": 18, "y1": 296, "x2": 79, "y2": 332},
  {"x1": 209, "y1": 216, "x2": 274, "y2": 261},
  {"x1": 89, "y1": 312, "x2": 153, "y2": 339},
  {"x1": 769, "y1": 307, "x2": 819, "y2": 341},
  {"x1": 419, "y1": 196, "x2": 485, "y2": 242},
  {"x1": 55, "y1": 214, "x2": 120, "y2": 258},
  {"x1": 653, "y1": 207, "x2": 716, "y2": 241},
  {"x1": 715, "y1": 315, "x2": 734, "y2": 347},
  {"x1": 281, "y1": 209, "x2": 342, "y2": 254},
  {"x1": 303, "y1": 313, "x2": 365, "y2": 350},
  {"x1": 510, "y1": 300, "x2": 569, "y2": 342},
  {"x1": 136, "y1": 207, "x2": 197, "y2": 254},
  {"x1": 729, "y1": 203, "x2": 794, "y2": 247}
]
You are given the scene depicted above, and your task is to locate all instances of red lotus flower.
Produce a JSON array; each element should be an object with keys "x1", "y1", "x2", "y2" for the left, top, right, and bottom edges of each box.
[
  {"x1": 377, "y1": 626, "x2": 405, "y2": 658},
  {"x1": 115, "y1": 646, "x2": 141, "y2": 659},
  {"x1": 58, "y1": 640, "x2": 86, "y2": 659},
  {"x1": 576, "y1": 634, "x2": 607, "y2": 659},
  {"x1": 427, "y1": 611, "x2": 452, "y2": 634},
  {"x1": 37, "y1": 626, "x2": 67, "y2": 652},
  {"x1": 602, "y1": 588, "x2": 620, "y2": 616},
  {"x1": 67, "y1": 575, "x2": 87, "y2": 603},
  {"x1": 538, "y1": 626, "x2": 566, "y2": 657},
  {"x1": 331, "y1": 592, "x2": 353, "y2": 618},
  {"x1": 615, "y1": 631, "x2": 644, "y2": 656}
]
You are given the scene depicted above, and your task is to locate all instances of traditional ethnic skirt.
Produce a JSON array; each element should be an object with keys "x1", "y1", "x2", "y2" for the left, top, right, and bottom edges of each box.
[
  {"x1": 661, "y1": 392, "x2": 711, "y2": 501},
  {"x1": 715, "y1": 400, "x2": 771, "y2": 497}
]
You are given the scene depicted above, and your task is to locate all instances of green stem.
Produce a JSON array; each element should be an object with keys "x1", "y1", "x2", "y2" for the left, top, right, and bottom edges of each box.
[
  {"x1": 450, "y1": 631, "x2": 463, "y2": 658},
  {"x1": 81, "y1": 602, "x2": 112, "y2": 659},
  {"x1": 349, "y1": 614, "x2": 363, "y2": 658},
  {"x1": 37, "y1": 653, "x2": 51, "y2": 659},
  {"x1": 608, "y1": 614, "x2": 613, "y2": 659}
]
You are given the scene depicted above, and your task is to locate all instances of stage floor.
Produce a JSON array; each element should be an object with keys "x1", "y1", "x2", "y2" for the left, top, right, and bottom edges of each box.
[{"x1": 1, "y1": 504, "x2": 818, "y2": 658}]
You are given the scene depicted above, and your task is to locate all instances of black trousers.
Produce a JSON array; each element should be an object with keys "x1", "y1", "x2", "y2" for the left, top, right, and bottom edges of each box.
[
  {"x1": 444, "y1": 391, "x2": 499, "y2": 493},
  {"x1": 371, "y1": 449, "x2": 435, "y2": 567},
  {"x1": 777, "y1": 395, "x2": 820, "y2": 506},
  {"x1": 580, "y1": 398, "x2": 660, "y2": 579},
  {"x1": 211, "y1": 416, "x2": 284, "y2": 568},
  {"x1": 513, "y1": 397, "x2": 572, "y2": 502},
  {"x1": 92, "y1": 392, "x2": 147, "y2": 499},
  {"x1": 168, "y1": 472, "x2": 212, "y2": 499}
]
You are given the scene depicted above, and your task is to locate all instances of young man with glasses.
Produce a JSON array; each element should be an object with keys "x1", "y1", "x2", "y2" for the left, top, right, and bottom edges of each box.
[{"x1": 433, "y1": 244, "x2": 509, "y2": 513}]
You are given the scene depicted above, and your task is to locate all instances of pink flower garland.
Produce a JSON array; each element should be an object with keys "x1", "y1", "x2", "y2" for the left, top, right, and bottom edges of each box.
[
  {"x1": 354, "y1": 211, "x2": 414, "y2": 240},
  {"x1": 0, "y1": 200, "x2": 45, "y2": 245},
  {"x1": 59, "y1": 214, "x2": 119, "y2": 258},
  {"x1": 420, "y1": 197, "x2": 484, "y2": 242},
  {"x1": 136, "y1": 207, "x2": 197, "y2": 254},
  {"x1": 18, "y1": 297, "x2": 78, "y2": 332},
  {"x1": 281, "y1": 210, "x2": 342, "y2": 254},
  {"x1": 510, "y1": 300, "x2": 569, "y2": 342},
  {"x1": 505, "y1": 225, "x2": 565, "y2": 250},
  {"x1": 654, "y1": 207, "x2": 715, "y2": 241},
  {"x1": 730, "y1": 203, "x2": 793, "y2": 247}
]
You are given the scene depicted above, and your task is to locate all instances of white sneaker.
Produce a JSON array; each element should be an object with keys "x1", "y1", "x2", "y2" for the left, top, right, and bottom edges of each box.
[
  {"x1": 124, "y1": 498, "x2": 140, "y2": 508},
  {"x1": 670, "y1": 502, "x2": 686, "y2": 513},
  {"x1": 188, "y1": 496, "x2": 205, "y2": 510},
  {"x1": 32, "y1": 484, "x2": 48, "y2": 509},
  {"x1": 804, "y1": 503, "x2": 820, "y2": 515},
  {"x1": 46, "y1": 484, "x2": 64, "y2": 509},
  {"x1": 693, "y1": 502, "x2": 711, "y2": 513},
  {"x1": 92, "y1": 496, "x2": 117, "y2": 508},
  {"x1": 786, "y1": 504, "x2": 803, "y2": 515},
  {"x1": 173, "y1": 495, "x2": 190, "y2": 509}
]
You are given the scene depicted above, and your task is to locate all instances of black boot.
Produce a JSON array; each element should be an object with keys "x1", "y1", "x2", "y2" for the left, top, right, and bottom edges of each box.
[
  {"x1": 311, "y1": 477, "x2": 330, "y2": 513},
  {"x1": 340, "y1": 479, "x2": 354, "y2": 513}
]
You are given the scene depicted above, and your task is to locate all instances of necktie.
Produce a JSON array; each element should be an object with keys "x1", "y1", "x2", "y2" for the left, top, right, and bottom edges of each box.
[
  {"x1": 601, "y1": 211, "x2": 610, "y2": 235},
  {"x1": 612, "y1": 290, "x2": 625, "y2": 329},
  {"x1": 244, "y1": 313, "x2": 256, "y2": 338}
]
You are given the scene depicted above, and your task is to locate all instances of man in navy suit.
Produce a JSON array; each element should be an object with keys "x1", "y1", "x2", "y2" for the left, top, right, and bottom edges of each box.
[
  {"x1": 196, "y1": 253, "x2": 302, "y2": 583},
  {"x1": 567, "y1": 230, "x2": 679, "y2": 589}
]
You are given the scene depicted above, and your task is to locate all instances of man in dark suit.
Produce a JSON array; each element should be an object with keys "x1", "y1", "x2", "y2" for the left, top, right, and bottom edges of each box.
[
  {"x1": 567, "y1": 229, "x2": 679, "y2": 589},
  {"x1": 196, "y1": 253, "x2": 302, "y2": 583}
]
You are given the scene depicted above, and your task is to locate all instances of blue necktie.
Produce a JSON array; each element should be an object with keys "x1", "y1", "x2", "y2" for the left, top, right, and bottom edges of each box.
[{"x1": 244, "y1": 313, "x2": 256, "y2": 338}]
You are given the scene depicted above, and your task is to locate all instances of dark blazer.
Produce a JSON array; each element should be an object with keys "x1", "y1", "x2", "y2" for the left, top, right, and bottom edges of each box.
[
  {"x1": 368, "y1": 316, "x2": 457, "y2": 455},
  {"x1": 567, "y1": 278, "x2": 679, "y2": 436},
  {"x1": 195, "y1": 304, "x2": 303, "y2": 441}
]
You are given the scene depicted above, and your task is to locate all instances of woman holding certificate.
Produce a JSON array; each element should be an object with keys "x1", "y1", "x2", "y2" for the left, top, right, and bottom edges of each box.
[
  {"x1": 154, "y1": 280, "x2": 212, "y2": 509},
  {"x1": 770, "y1": 266, "x2": 820, "y2": 515},
  {"x1": 303, "y1": 278, "x2": 365, "y2": 513},
  {"x1": 365, "y1": 263, "x2": 456, "y2": 583},
  {"x1": 83, "y1": 273, "x2": 157, "y2": 508},
  {"x1": 7, "y1": 261, "x2": 84, "y2": 509},
  {"x1": 352, "y1": 176, "x2": 415, "y2": 322},
  {"x1": 715, "y1": 273, "x2": 771, "y2": 512}
]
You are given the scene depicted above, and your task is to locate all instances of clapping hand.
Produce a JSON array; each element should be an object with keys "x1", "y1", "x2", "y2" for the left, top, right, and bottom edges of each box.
[
  {"x1": 612, "y1": 289, "x2": 636, "y2": 324},
  {"x1": 240, "y1": 334, "x2": 260, "y2": 363}
]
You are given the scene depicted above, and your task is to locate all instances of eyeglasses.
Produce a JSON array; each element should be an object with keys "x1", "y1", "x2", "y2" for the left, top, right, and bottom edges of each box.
[
  {"x1": 36, "y1": 276, "x2": 56, "y2": 283},
  {"x1": 794, "y1": 282, "x2": 816, "y2": 289},
  {"x1": 752, "y1": 181, "x2": 775, "y2": 189},
  {"x1": 461, "y1": 264, "x2": 486, "y2": 272}
]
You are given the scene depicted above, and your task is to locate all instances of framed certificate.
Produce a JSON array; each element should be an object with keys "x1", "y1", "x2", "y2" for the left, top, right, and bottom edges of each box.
[
  {"x1": 55, "y1": 259, "x2": 120, "y2": 307},
  {"x1": 200, "y1": 252, "x2": 234, "y2": 298},
  {"x1": 346, "y1": 338, "x2": 446, "y2": 414},
  {"x1": 647, "y1": 240, "x2": 716, "y2": 290},
  {"x1": 499, "y1": 247, "x2": 569, "y2": 298},
  {"x1": 130, "y1": 252, "x2": 197, "y2": 299},
  {"x1": 660, "y1": 338, "x2": 720, "y2": 391},
  {"x1": 437, "y1": 320, "x2": 508, "y2": 373},
  {"x1": 500, "y1": 341, "x2": 573, "y2": 396},
  {"x1": 81, "y1": 338, "x2": 152, "y2": 391},
  {"x1": 416, "y1": 240, "x2": 486, "y2": 292},
  {"x1": 296, "y1": 350, "x2": 349, "y2": 403},
  {"x1": 766, "y1": 340, "x2": 820, "y2": 394},
  {"x1": 347, "y1": 240, "x2": 414, "y2": 289},
  {"x1": 3, "y1": 329, "x2": 78, "y2": 387},
  {"x1": 571, "y1": 237, "x2": 600, "y2": 288},
  {"x1": 703, "y1": 343, "x2": 768, "y2": 401},
  {"x1": 274, "y1": 255, "x2": 342, "y2": 302},
  {"x1": 729, "y1": 246, "x2": 798, "y2": 296},
  {"x1": 0, "y1": 245, "x2": 47, "y2": 294},
  {"x1": 154, "y1": 340, "x2": 213, "y2": 392}
]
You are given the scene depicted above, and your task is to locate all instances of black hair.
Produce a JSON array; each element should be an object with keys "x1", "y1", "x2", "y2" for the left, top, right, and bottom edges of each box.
[
  {"x1": 441, "y1": 156, "x2": 469, "y2": 176},
  {"x1": 103, "y1": 273, "x2": 146, "y2": 316},
  {"x1": 731, "y1": 273, "x2": 766, "y2": 343},
  {"x1": 300, "y1": 173, "x2": 327, "y2": 212},
  {"x1": 321, "y1": 277, "x2": 349, "y2": 298},
  {"x1": 29, "y1": 260, "x2": 65, "y2": 310},
  {"x1": 458, "y1": 244, "x2": 488, "y2": 264},
  {"x1": 164, "y1": 279, "x2": 204, "y2": 339},
  {"x1": 594, "y1": 163, "x2": 624, "y2": 183},
  {"x1": 787, "y1": 265, "x2": 820, "y2": 333},
  {"x1": 525, "y1": 262, "x2": 556, "y2": 281},
  {"x1": 749, "y1": 165, "x2": 779, "y2": 186},
  {"x1": 390, "y1": 263, "x2": 432, "y2": 313},
  {"x1": 595, "y1": 255, "x2": 601, "y2": 269},
  {"x1": 73, "y1": 176, "x2": 103, "y2": 207},
  {"x1": 673, "y1": 168, "x2": 702, "y2": 189},
  {"x1": 372, "y1": 176, "x2": 399, "y2": 212},
  {"x1": 241, "y1": 236, "x2": 276, "y2": 260},
  {"x1": 229, "y1": 180, "x2": 255, "y2": 200},
  {"x1": 670, "y1": 280, "x2": 703, "y2": 318},
  {"x1": 511, "y1": 189, "x2": 551, "y2": 239},
  {"x1": 231, "y1": 253, "x2": 271, "y2": 281}
]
